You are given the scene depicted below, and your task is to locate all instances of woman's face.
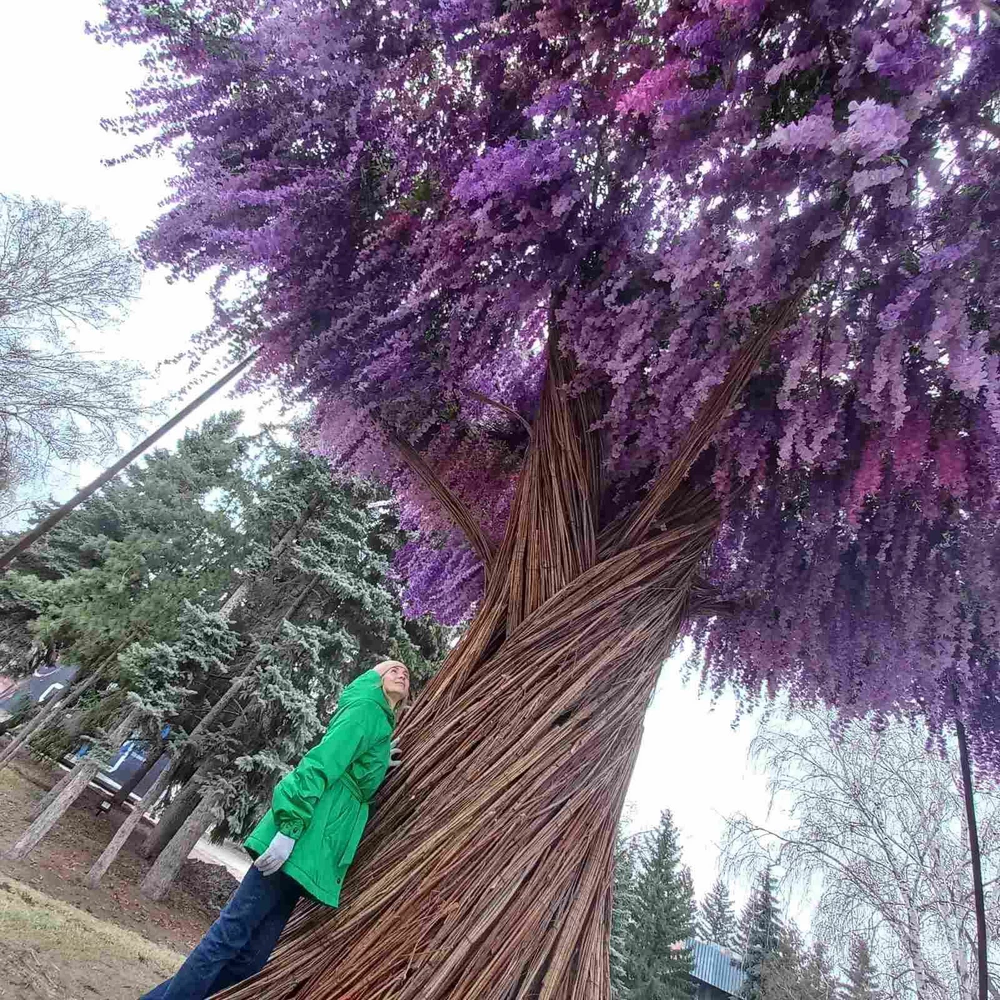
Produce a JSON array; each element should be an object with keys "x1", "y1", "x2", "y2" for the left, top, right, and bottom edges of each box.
[{"x1": 379, "y1": 661, "x2": 410, "y2": 704}]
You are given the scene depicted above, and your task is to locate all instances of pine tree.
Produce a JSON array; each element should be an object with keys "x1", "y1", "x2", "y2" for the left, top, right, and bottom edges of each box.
[
  {"x1": 843, "y1": 938, "x2": 882, "y2": 1000},
  {"x1": 760, "y1": 929, "x2": 840, "y2": 1000},
  {"x1": 5, "y1": 411, "x2": 252, "y2": 669},
  {"x1": 611, "y1": 822, "x2": 639, "y2": 1000},
  {"x1": 117, "y1": 600, "x2": 242, "y2": 745},
  {"x1": 0, "y1": 576, "x2": 43, "y2": 674},
  {"x1": 699, "y1": 876, "x2": 737, "y2": 948},
  {"x1": 739, "y1": 869, "x2": 782, "y2": 1000},
  {"x1": 758, "y1": 922, "x2": 807, "y2": 1000},
  {"x1": 800, "y1": 942, "x2": 839, "y2": 1000},
  {"x1": 623, "y1": 810, "x2": 696, "y2": 1000}
]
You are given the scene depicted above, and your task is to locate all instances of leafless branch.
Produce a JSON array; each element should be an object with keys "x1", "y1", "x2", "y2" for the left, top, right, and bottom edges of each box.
[
  {"x1": 0, "y1": 194, "x2": 151, "y2": 525},
  {"x1": 722, "y1": 709, "x2": 1000, "y2": 998}
]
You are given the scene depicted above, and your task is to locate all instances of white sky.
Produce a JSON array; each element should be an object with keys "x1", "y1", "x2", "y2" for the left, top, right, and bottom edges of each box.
[{"x1": 1, "y1": 0, "x2": 792, "y2": 920}]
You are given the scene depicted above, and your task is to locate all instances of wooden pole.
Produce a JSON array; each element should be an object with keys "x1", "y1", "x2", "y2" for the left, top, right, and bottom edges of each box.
[
  {"x1": 956, "y1": 717, "x2": 989, "y2": 1000},
  {"x1": 0, "y1": 349, "x2": 261, "y2": 572},
  {"x1": 86, "y1": 755, "x2": 176, "y2": 887}
]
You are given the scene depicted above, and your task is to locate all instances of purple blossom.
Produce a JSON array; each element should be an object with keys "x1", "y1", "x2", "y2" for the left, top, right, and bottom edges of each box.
[
  {"x1": 764, "y1": 113, "x2": 838, "y2": 154},
  {"x1": 617, "y1": 62, "x2": 690, "y2": 116},
  {"x1": 839, "y1": 99, "x2": 913, "y2": 165},
  {"x1": 93, "y1": 0, "x2": 1000, "y2": 765},
  {"x1": 850, "y1": 165, "x2": 906, "y2": 195}
]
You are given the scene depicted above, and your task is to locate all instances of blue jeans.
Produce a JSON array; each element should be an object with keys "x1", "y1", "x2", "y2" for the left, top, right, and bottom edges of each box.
[{"x1": 140, "y1": 866, "x2": 303, "y2": 1000}]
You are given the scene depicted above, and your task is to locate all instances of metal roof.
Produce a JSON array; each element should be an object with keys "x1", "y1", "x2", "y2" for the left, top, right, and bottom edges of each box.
[{"x1": 684, "y1": 938, "x2": 746, "y2": 996}]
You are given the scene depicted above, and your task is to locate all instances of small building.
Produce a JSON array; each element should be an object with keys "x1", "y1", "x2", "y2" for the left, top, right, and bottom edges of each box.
[{"x1": 684, "y1": 938, "x2": 745, "y2": 999}]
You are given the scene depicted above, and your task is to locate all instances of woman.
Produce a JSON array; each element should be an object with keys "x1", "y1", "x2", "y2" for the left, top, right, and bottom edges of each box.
[{"x1": 139, "y1": 659, "x2": 410, "y2": 1000}]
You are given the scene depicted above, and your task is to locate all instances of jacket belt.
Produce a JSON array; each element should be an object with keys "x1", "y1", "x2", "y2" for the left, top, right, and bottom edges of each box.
[{"x1": 340, "y1": 770, "x2": 367, "y2": 803}]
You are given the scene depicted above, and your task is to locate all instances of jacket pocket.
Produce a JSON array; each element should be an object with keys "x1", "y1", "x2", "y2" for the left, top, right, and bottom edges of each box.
[
  {"x1": 322, "y1": 796, "x2": 356, "y2": 865},
  {"x1": 334, "y1": 801, "x2": 369, "y2": 868}
]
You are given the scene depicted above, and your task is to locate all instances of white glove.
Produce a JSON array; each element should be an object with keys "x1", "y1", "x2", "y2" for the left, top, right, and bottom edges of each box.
[
  {"x1": 389, "y1": 740, "x2": 402, "y2": 769},
  {"x1": 254, "y1": 831, "x2": 296, "y2": 876}
]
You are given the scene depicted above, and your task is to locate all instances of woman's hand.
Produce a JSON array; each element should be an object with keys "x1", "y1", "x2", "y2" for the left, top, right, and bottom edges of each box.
[
  {"x1": 389, "y1": 740, "x2": 402, "y2": 769},
  {"x1": 254, "y1": 831, "x2": 296, "y2": 876}
]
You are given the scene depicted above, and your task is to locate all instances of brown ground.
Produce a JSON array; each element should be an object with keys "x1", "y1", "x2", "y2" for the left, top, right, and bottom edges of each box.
[
  {"x1": 0, "y1": 875, "x2": 183, "y2": 1000},
  {"x1": 0, "y1": 755, "x2": 241, "y2": 999}
]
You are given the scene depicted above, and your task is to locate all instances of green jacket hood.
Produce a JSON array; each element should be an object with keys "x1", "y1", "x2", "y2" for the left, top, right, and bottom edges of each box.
[{"x1": 338, "y1": 668, "x2": 395, "y2": 729}]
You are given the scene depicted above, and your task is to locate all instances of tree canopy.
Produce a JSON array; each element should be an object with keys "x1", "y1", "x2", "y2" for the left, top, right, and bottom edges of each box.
[
  {"x1": 4, "y1": 411, "x2": 251, "y2": 669},
  {"x1": 0, "y1": 192, "x2": 147, "y2": 525},
  {"x1": 92, "y1": 1, "x2": 1000, "y2": 762}
]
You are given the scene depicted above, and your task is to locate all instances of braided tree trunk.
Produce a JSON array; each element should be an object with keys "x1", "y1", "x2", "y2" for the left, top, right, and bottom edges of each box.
[{"x1": 217, "y1": 290, "x2": 804, "y2": 1000}]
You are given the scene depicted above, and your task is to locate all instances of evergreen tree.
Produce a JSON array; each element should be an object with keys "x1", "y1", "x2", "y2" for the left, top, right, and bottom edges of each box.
[
  {"x1": 623, "y1": 810, "x2": 696, "y2": 1000},
  {"x1": 739, "y1": 869, "x2": 783, "y2": 1000},
  {"x1": 758, "y1": 922, "x2": 808, "y2": 1000},
  {"x1": 799, "y1": 942, "x2": 839, "y2": 1000},
  {"x1": 1, "y1": 413, "x2": 252, "y2": 769},
  {"x1": 0, "y1": 577, "x2": 44, "y2": 674},
  {"x1": 842, "y1": 938, "x2": 882, "y2": 1000},
  {"x1": 760, "y1": 928, "x2": 840, "y2": 1000},
  {"x1": 5, "y1": 411, "x2": 252, "y2": 668},
  {"x1": 117, "y1": 600, "x2": 242, "y2": 746},
  {"x1": 611, "y1": 822, "x2": 639, "y2": 1000},
  {"x1": 698, "y1": 876, "x2": 737, "y2": 948}
]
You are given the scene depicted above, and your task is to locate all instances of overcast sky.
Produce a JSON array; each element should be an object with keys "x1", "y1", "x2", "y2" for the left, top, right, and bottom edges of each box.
[{"x1": 1, "y1": 1, "x2": 796, "y2": 920}]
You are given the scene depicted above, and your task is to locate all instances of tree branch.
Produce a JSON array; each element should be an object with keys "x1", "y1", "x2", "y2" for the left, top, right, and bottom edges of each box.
[
  {"x1": 385, "y1": 429, "x2": 496, "y2": 571},
  {"x1": 495, "y1": 307, "x2": 606, "y2": 630},
  {"x1": 460, "y1": 388, "x2": 532, "y2": 438},
  {"x1": 599, "y1": 290, "x2": 806, "y2": 557},
  {"x1": 599, "y1": 202, "x2": 846, "y2": 558}
]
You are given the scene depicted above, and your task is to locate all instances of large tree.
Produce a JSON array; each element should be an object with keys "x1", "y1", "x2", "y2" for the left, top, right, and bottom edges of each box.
[
  {"x1": 0, "y1": 193, "x2": 147, "y2": 525},
  {"x1": 92, "y1": 2, "x2": 1000, "y2": 998},
  {"x1": 725, "y1": 710, "x2": 1000, "y2": 998},
  {"x1": 622, "y1": 810, "x2": 696, "y2": 1000}
]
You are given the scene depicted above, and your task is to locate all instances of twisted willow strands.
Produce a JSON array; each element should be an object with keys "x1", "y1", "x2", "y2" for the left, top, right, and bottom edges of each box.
[
  {"x1": 213, "y1": 281, "x2": 793, "y2": 999},
  {"x1": 217, "y1": 512, "x2": 718, "y2": 1000}
]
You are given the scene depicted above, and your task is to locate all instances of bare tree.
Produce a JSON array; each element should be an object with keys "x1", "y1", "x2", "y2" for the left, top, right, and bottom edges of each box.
[
  {"x1": 723, "y1": 710, "x2": 1000, "y2": 1000},
  {"x1": 0, "y1": 194, "x2": 148, "y2": 524}
]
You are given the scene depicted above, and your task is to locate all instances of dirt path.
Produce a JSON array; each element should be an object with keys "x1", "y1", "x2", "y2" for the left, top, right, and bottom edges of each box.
[{"x1": 0, "y1": 758, "x2": 238, "y2": 956}]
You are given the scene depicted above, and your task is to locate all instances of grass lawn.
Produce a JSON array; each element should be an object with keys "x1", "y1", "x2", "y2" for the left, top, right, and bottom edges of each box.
[{"x1": 0, "y1": 876, "x2": 183, "y2": 999}]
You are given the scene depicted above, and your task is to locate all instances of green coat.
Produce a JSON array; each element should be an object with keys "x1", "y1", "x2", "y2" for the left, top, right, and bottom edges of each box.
[{"x1": 244, "y1": 669, "x2": 395, "y2": 906}]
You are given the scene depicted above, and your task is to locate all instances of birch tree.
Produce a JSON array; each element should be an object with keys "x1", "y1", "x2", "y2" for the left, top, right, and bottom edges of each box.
[
  {"x1": 0, "y1": 193, "x2": 147, "y2": 524},
  {"x1": 724, "y1": 711, "x2": 1000, "y2": 999}
]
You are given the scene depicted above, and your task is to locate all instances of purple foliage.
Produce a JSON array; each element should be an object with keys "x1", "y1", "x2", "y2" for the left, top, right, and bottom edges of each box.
[{"x1": 93, "y1": 1, "x2": 1000, "y2": 766}]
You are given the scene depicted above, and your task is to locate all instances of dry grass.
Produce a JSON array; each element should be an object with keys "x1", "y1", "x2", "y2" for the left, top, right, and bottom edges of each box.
[{"x1": 0, "y1": 876, "x2": 182, "y2": 1000}]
